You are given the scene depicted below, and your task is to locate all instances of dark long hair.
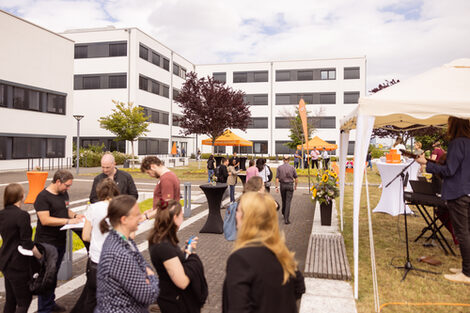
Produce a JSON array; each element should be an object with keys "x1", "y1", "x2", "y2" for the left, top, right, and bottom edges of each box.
[
  {"x1": 100, "y1": 195, "x2": 136, "y2": 234},
  {"x1": 4, "y1": 183, "x2": 24, "y2": 207},
  {"x1": 447, "y1": 116, "x2": 470, "y2": 141},
  {"x1": 148, "y1": 200, "x2": 182, "y2": 246}
]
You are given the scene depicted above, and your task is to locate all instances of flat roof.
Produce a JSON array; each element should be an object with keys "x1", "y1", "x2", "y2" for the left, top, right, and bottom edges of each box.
[{"x1": 1, "y1": 9, "x2": 74, "y2": 43}]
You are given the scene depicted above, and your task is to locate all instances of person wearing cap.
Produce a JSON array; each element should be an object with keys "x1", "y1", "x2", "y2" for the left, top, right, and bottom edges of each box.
[{"x1": 275, "y1": 156, "x2": 298, "y2": 224}]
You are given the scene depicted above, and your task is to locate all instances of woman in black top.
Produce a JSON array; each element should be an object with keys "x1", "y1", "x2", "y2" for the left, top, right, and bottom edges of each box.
[
  {"x1": 148, "y1": 200, "x2": 200, "y2": 312},
  {"x1": 223, "y1": 192, "x2": 305, "y2": 313},
  {"x1": 0, "y1": 183, "x2": 41, "y2": 313}
]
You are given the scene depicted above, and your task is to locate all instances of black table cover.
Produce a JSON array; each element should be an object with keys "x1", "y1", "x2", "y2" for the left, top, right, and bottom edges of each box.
[
  {"x1": 214, "y1": 156, "x2": 224, "y2": 167},
  {"x1": 239, "y1": 157, "x2": 247, "y2": 171},
  {"x1": 238, "y1": 174, "x2": 247, "y2": 186},
  {"x1": 199, "y1": 183, "x2": 228, "y2": 233}
]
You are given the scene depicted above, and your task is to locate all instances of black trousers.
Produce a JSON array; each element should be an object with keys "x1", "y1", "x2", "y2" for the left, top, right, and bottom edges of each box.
[
  {"x1": 311, "y1": 159, "x2": 319, "y2": 169},
  {"x1": 3, "y1": 268, "x2": 32, "y2": 313},
  {"x1": 447, "y1": 195, "x2": 470, "y2": 276},
  {"x1": 70, "y1": 259, "x2": 98, "y2": 313},
  {"x1": 280, "y1": 183, "x2": 294, "y2": 221}
]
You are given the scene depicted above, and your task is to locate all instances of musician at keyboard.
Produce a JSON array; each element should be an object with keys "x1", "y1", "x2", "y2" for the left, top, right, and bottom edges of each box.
[{"x1": 416, "y1": 116, "x2": 470, "y2": 284}]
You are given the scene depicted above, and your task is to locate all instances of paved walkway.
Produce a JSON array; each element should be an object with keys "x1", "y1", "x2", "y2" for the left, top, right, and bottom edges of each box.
[
  {"x1": 0, "y1": 163, "x2": 357, "y2": 312},
  {"x1": 299, "y1": 201, "x2": 357, "y2": 313}
]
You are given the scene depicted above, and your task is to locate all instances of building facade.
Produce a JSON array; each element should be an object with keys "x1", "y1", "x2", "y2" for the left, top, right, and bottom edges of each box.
[
  {"x1": 0, "y1": 10, "x2": 75, "y2": 171},
  {"x1": 63, "y1": 27, "x2": 196, "y2": 158},
  {"x1": 0, "y1": 11, "x2": 365, "y2": 171},
  {"x1": 196, "y1": 59, "x2": 365, "y2": 155}
]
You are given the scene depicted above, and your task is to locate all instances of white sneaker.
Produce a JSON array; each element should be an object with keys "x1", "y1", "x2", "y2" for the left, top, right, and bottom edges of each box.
[
  {"x1": 449, "y1": 268, "x2": 462, "y2": 274},
  {"x1": 444, "y1": 272, "x2": 470, "y2": 284}
]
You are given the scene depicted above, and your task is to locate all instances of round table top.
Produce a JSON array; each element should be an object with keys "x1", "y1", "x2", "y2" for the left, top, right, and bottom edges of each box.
[
  {"x1": 376, "y1": 160, "x2": 412, "y2": 167},
  {"x1": 200, "y1": 183, "x2": 228, "y2": 189}
]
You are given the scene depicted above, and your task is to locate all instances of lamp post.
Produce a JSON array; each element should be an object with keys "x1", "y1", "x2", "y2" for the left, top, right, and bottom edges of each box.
[{"x1": 73, "y1": 115, "x2": 84, "y2": 174}]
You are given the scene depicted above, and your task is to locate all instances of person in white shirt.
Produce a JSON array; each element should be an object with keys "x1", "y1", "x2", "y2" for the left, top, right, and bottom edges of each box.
[
  {"x1": 321, "y1": 148, "x2": 330, "y2": 169},
  {"x1": 71, "y1": 178, "x2": 120, "y2": 313},
  {"x1": 392, "y1": 137, "x2": 406, "y2": 154},
  {"x1": 310, "y1": 148, "x2": 319, "y2": 169}
]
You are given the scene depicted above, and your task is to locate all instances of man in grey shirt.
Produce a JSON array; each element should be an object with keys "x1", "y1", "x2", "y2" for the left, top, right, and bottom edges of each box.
[{"x1": 275, "y1": 156, "x2": 298, "y2": 224}]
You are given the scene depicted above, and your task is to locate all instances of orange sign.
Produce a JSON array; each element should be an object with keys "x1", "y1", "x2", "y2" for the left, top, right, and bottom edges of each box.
[{"x1": 298, "y1": 98, "x2": 309, "y2": 151}]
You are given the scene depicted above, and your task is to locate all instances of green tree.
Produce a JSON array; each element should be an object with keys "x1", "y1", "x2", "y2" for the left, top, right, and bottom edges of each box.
[
  {"x1": 285, "y1": 108, "x2": 315, "y2": 150},
  {"x1": 99, "y1": 100, "x2": 149, "y2": 163}
]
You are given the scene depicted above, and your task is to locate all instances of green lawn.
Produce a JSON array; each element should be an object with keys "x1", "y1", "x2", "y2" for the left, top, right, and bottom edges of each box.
[{"x1": 341, "y1": 168, "x2": 467, "y2": 313}]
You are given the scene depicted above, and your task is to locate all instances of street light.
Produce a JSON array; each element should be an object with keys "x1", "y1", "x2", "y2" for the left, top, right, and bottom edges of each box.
[{"x1": 73, "y1": 115, "x2": 84, "y2": 174}]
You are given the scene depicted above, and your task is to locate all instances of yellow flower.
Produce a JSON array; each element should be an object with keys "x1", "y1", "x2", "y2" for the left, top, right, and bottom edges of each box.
[
  {"x1": 312, "y1": 189, "x2": 317, "y2": 198},
  {"x1": 322, "y1": 174, "x2": 329, "y2": 182}
]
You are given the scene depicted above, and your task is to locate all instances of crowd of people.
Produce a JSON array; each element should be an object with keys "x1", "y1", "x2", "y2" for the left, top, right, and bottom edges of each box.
[
  {"x1": 293, "y1": 148, "x2": 330, "y2": 169},
  {"x1": 1, "y1": 152, "x2": 305, "y2": 313}
]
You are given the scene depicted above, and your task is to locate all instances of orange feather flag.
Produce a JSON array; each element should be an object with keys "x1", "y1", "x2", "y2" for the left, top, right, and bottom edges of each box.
[{"x1": 298, "y1": 98, "x2": 309, "y2": 151}]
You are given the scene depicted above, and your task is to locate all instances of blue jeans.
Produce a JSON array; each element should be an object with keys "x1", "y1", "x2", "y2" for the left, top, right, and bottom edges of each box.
[
  {"x1": 208, "y1": 169, "x2": 214, "y2": 182},
  {"x1": 38, "y1": 245, "x2": 66, "y2": 313},
  {"x1": 229, "y1": 185, "x2": 235, "y2": 202}
]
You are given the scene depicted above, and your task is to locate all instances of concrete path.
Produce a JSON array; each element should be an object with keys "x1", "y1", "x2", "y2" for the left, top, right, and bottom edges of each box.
[{"x1": 299, "y1": 201, "x2": 357, "y2": 313}]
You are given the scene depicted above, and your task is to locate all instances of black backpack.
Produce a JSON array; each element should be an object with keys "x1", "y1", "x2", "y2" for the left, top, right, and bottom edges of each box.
[
  {"x1": 214, "y1": 165, "x2": 221, "y2": 179},
  {"x1": 29, "y1": 242, "x2": 58, "y2": 295}
]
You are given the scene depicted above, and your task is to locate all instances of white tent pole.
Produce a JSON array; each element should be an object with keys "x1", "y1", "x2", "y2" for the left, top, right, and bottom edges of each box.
[
  {"x1": 352, "y1": 114, "x2": 375, "y2": 299},
  {"x1": 364, "y1": 167, "x2": 380, "y2": 312},
  {"x1": 339, "y1": 130, "x2": 350, "y2": 232}
]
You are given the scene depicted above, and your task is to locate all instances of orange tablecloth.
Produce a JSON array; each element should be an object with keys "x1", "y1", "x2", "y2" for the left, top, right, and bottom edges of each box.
[{"x1": 24, "y1": 171, "x2": 48, "y2": 204}]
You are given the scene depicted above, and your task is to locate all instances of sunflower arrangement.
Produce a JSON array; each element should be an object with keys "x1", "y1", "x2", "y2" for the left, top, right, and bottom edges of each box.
[{"x1": 311, "y1": 169, "x2": 339, "y2": 204}]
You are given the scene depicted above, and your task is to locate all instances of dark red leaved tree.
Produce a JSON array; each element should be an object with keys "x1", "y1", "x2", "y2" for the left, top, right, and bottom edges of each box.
[{"x1": 175, "y1": 72, "x2": 251, "y2": 153}]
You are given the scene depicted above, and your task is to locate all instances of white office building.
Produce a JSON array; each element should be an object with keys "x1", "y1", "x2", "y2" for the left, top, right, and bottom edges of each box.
[
  {"x1": 0, "y1": 11, "x2": 365, "y2": 171},
  {"x1": 196, "y1": 59, "x2": 365, "y2": 155},
  {"x1": 0, "y1": 10, "x2": 75, "y2": 171},
  {"x1": 65, "y1": 26, "x2": 365, "y2": 158},
  {"x1": 62, "y1": 27, "x2": 196, "y2": 157}
]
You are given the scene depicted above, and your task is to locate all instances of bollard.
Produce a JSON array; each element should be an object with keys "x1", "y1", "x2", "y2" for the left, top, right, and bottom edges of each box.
[
  {"x1": 183, "y1": 182, "x2": 191, "y2": 218},
  {"x1": 58, "y1": 229, "x2": 73, "y2": 280}
]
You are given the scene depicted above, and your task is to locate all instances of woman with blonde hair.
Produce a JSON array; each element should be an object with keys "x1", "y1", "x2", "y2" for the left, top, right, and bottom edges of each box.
[{"x1": 223, "y1": 192, "x2": 304, "y2": 313}]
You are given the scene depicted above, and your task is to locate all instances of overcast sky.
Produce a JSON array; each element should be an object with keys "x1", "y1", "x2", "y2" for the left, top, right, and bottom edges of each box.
[{"x1": 1, "y1": 0, "x2": 469, "y2": 91}]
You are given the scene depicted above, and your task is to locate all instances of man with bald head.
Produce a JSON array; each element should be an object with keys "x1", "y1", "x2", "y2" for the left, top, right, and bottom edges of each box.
[{"x1": 89, "y1": 153, "x2": 138, "y2": 203}]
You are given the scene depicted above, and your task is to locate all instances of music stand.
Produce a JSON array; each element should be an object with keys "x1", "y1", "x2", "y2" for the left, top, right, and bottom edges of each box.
[{"x1": 385, "y1": 159, "x2": 439, "y2": 281}]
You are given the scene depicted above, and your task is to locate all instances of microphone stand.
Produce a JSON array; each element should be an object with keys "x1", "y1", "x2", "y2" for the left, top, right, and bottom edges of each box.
[{"x1": 385, "y1": 158, "x2": 439, "y2": 281}]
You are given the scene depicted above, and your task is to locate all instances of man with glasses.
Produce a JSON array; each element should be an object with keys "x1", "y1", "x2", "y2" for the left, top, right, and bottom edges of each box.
[{"x1": 34, "y1": 169, "x2": 83, "y2": 312}]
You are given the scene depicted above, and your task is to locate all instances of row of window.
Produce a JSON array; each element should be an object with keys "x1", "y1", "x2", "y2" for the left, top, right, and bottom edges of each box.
[
  {"x1": 172, "y1": 114, "x2": 183, "y2": 127},
  {"x1": 74, "y1": 73, "x2": 127, "y2": 90},
  {"x1": 213, "y1": 67, "x2": 360, "y2": 84},
  {"x1": 233, "y1": 71, "x2": 269, "y2": 83},
  {"x1": 138, "y1": 138, "x2": 169, "y2": 155},
  {"x1": 78, "y1": 137, "x2": 126, "y2": 153},
  {"x1": 275, "y1": 116, "x2": 336, "y2": 129},
  {"x1": 0, "y1": 81, "x2": 66, "y2": 115},
  {"x1": 173, "y1": 62, "x2": 187, "y2": 79},
  {"x1": 139, "y1": 43, "x2": 170, "y2": 71},
  {"x1": 244, "y1": 94, "x2": 268, "y2": 106},
  {"x1": 139, "y1": 75, "x2": 170, "y2": 98},
  {"x1": 173, "y1": 88, "x2": 180, "y2": 101},
  {"x1": 0, "y1": 136, "x2": 65, "y2": 160},
  {"x1": 140, "y1": 106, "x2": 169, "y2": 125},
  {"x1": 74, "y1": 41, "x2": 127, "y2": 59}
]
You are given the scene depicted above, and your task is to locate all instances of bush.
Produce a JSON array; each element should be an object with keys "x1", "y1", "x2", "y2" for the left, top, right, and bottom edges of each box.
[
  {"x1": 369, "y1": 144, "x2": 385, "y2": 158},
  {"x1": 73, "y1": 147, "x2": 133, "y2": 167}
]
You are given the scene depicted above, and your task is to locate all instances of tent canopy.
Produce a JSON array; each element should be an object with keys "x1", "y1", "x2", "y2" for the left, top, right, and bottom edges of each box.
[
  {"x1": 341, "y1": 58, "x2": 470, "y2": 131},
  {"x1": 338, "y1": 58, "x2": 470, "y2": 299},
  {"x1": 201, "y1": 129, "x2": 253, "y2": 146},
  {"x1": 297, "y1": 136, "x2": 338, "y2": 151}
]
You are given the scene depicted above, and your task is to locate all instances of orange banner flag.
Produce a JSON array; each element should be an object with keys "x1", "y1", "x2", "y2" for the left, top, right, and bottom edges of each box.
[{"x1": 298, "y1": 98, "x2": 309, "y2": 151}]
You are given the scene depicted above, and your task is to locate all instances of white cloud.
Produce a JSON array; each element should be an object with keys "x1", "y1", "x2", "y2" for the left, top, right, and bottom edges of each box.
[{"x1": 1, "y1": 0, "x2": 469, "y2": 90}]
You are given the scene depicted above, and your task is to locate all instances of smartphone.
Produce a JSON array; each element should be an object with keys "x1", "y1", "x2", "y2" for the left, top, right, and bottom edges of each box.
[{"x1": 185, "y1": 236, "x2": 196, "y2": 259}]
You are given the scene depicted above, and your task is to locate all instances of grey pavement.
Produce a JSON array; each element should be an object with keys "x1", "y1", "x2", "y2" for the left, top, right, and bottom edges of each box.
[{"x1": 0, "y1": 162, "x2": 355, "y2": 312}]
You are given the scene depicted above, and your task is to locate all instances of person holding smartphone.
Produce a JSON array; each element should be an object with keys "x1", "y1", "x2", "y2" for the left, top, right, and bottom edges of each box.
[{"x1": 149, "y1": 200, "x2": 207, "y2": 313}]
